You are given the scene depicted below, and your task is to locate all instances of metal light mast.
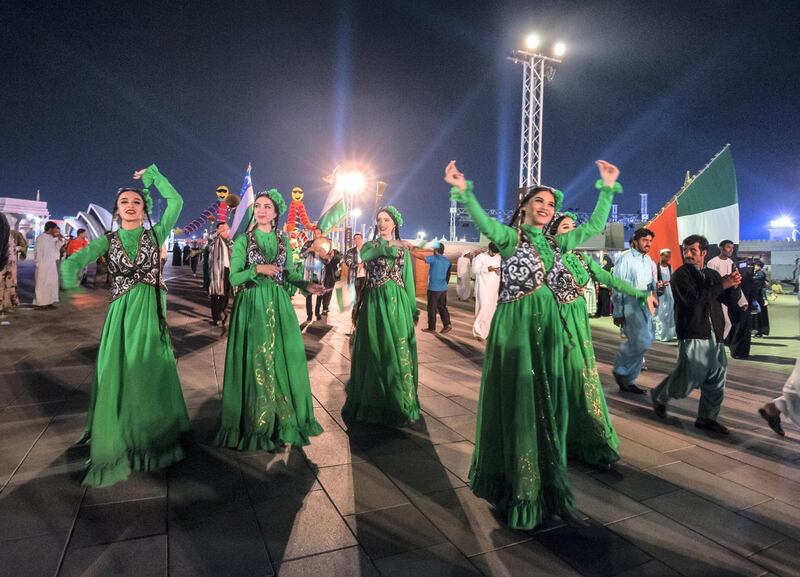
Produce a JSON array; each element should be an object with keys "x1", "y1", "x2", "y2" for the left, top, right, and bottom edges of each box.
[
  {"x1": 449, "y1": 199, "x2": 457, "y2": 241},
  {"x1": 508, "y1": 48, "x2": 562, "y2": 201}
]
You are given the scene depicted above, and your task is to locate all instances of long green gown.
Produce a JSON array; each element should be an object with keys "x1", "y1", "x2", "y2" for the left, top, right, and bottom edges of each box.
[
  {"x1": 453, "y1": 181, "x2": 617, "y2": 529},
  {"x1": 557, "y1": 252, "x2": 648, "y2": 467},
  {"x1": 342, "y1": 239, "x2": 420, "y2": 426},
  {"x1": 61, "y1": 165, "x2": 190, "y2": 488},
  {"x1": 214, "y1": 228, "x2": 323, "y2": 450}
]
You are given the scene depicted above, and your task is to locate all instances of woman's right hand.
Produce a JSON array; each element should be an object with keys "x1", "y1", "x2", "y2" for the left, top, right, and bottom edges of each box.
[{"x1": 444, "y1": 160, "x2": 467, "y2": 192}]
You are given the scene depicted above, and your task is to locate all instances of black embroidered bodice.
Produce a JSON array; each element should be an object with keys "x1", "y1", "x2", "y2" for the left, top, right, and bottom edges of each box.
[
  {"x1": 498, "y1": 229, "x2": 564, "y2": 303},
  {"x1": 245, "y1": 231, "x2": 287, "y2": 286},
  {"x1": 548, "y1": 251, "x2": 592, "y2": 305},
  {"x1": 107, "y1": 229, "x2": 166, "y2": 301},
  {"x1": 365, "y1": 243, "x2": 406, "y2": 289}
]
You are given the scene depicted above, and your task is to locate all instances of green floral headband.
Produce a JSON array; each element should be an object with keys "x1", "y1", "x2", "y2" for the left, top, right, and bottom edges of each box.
[
  {"x1": 255, "y1": 189, "x2": 287, "y2": 216},
  {"x1": 380, "y1": 205, "x2": 403, "y2": 228}
]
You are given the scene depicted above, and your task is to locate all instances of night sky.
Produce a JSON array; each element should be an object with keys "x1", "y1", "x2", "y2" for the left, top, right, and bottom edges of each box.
[{"x1": 2, "y1": 0, "x2": 799, "y2": 240}]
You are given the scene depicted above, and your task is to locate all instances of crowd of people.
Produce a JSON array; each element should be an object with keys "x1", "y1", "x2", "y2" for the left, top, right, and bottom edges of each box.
[{"x1": 2, "y1": 160, "x2": 798, "y2": 533}]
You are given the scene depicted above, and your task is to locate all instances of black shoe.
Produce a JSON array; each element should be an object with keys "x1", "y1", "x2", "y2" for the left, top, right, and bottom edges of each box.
[
  {"x1": 440, "y1": 325, "x2": 453, "y2": 334},
  {"x1": 695, "y1": 418, "x2": 730, "y2": 435},
  {"x1": 758, "y1": 408, "x2": 785, "y2": 436},
  {"x1": 612, "y1": 371, "x2": 626, "y2": 388},
  {"x1": 316, "y1": 315, "x2": 322, "y2": 320},
  {"x1": 619, "y1": 383, "x2": 646, "y2": 394},
  {"x1": 421, "y1": 328, "x2": 436, "y2": 333},
  {"x1": 306, "y1": 316, "x2": 313, "y2": 323},
  {"x1": 322, "y1": 309, "x2": 329, "y2": 315},
  {"x1": 651, "y1": 394, "x2": 667, "y2": 418}
]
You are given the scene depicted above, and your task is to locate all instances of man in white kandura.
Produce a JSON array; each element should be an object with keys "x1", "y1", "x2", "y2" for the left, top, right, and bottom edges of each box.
[
  {"x1": 34, "y1": 221, "x2": 65, "y2": 310},
  {"x1": 471, "y1": 243, "x2": 501, "y2": 341},
  {"x1": 456, "y1": 250, "x2": 473, "y2": 301}
]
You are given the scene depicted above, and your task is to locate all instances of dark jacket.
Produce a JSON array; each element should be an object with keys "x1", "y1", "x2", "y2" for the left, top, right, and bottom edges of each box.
[{"x1": 671, "y1": 264, "x2": 738, "y2": 341}]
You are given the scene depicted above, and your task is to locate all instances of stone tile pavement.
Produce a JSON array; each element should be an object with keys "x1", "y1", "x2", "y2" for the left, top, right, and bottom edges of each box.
[{"x1": 1, "y1": 260, "x2": 799, "y2": 577}]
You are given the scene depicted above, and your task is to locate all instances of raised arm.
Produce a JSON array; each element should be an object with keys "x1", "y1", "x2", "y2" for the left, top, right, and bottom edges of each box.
[
  {"x1": 60, "y1": 236, "x2": 110, "y2": 290},
  {"x1": 137, "y1": 164, "x2": 183, "y2": 244},
  {"x1": 556, "y1": 183, "x2": 619, "y2": 251},
  {"x1": 586, "y1": 255, "x2": 648, "y2": 300}
]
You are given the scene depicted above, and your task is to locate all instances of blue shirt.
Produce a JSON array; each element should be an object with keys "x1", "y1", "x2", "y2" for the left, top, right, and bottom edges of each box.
[
  {"x1": 425, "y1": 254, "x2": 451, "y2": 292},
  {"x1": 612, "y1": 248, "x2": 656, "y2": 318}
]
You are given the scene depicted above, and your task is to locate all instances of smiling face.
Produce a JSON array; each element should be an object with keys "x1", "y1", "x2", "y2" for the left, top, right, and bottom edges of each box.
[
  {"x1": 291, "y1": 187, "x2": 304, "y2": 202},
  {"x1": 555, "y1": 216, "x2": 575, "y2": 234},
  {"x1": 376, "y1": 211, "x2": 396, "y2": 238},
  {"x1": 117, "y1": 191, "x2": 145, "y2": 226},
  {"x1": 254, "y1": 196, "x2": 277, "y2": 228},
  {"x1": 523, "y1": 190, "x2": 557, "y2": 227}
]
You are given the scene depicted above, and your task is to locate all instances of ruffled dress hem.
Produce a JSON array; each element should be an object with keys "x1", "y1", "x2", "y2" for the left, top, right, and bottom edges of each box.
[
  {"x1": 214, "y1": 420, "x2": 323, "y2": 452},
  {"x1": 341, "y1": 402, "x2": 420, "y2": 428},
  {"x1": 82, "y1": 441, "x2": 187, "y2": 488}
]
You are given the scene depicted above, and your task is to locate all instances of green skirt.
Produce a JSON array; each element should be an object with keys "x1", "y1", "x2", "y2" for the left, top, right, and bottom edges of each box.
[
  {"x1": 215, "y1": 279, "x2": 323, "y2": 450},
  {"x1": 468, "y1": 286, "x2": 575, "y2": 529},
  {"x1": 82, "y1": 284, "x2": 190, "y2": 488},
  {"x1": 562, "y1": 297, "x2": 620, "y2": 466},
  {"x1": 343, "y1": 280, "x2": 419, "y2": 426}
]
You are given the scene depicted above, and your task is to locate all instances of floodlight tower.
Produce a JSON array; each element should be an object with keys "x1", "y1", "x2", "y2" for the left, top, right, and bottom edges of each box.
[{"x1": 509, "y1": 35, "x2": 565, "y2": 201}]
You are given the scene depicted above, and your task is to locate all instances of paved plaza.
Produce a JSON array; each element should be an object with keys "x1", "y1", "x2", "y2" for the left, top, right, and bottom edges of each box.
[{"x1": 1, "y1": 260, "x2": 799, "y2": 577}]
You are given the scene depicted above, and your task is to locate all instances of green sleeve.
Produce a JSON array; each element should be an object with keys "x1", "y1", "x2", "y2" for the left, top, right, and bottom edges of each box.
[
  {"x1": 361, "y1": 238, "x2": 398, "y2": 261},
  {"x1": 402, "y1": 249, "x2": 419, "y2": 320},
  {"x1": 141, "y1": 164, "x2": 183, "y2": 245},
  {"x1": 60, "y1": 236, "x2": 110, "y2": 289},
  {"x1": 451, "y1": 181, "x2": 517, "y2": 257},
  {"x1": 556, "y1": 184, "x2": 620, "y2": 251},
  {"x1": 229, "y1": 235, "x2": 257, "y2": 286},
  {"x1": 586, "y1": 255, "x2": 648, "y2": 300}
]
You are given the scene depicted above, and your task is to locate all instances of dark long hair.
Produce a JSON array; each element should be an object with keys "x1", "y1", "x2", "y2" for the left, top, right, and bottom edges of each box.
[
  {"x1": 249, "y1": 191, "x2": 283, "y2": 231},
  {"x1": 507, "y1": 186, "x2": 558, "y2": 227},
  {"x1": 372, "y1": 208, "x2": 401, "y2": 240},
  {"x1": 113, "y1": 189, "x2": 169, "y2": 342}
]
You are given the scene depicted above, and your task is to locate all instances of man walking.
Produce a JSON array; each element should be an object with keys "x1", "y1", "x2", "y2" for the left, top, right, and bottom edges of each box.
[
  {"x1": 652, "y1": 235, "x2": 742, "y2": 434},
  {"x1": 707, "y1": 240, "x2": 748, "y2": 343},
  {"x1": 471, "y1": 243, "x2": 501, "y2": 341},
  {"x1": 208, "y1": 222, "x2": 233, "y2": 326},
  {"x1": 33, "y1": 221, "x2": 65, "y2": 309},
  {"x1": 653, "y1": 248, "x2": 676, "y2": 341},
  {"x1": 343, "y1": 232, "x2": 367, "y2": 327},
  {"x1": 412, "y1": 243, "x2": 452, "y2": 334},
  {"x1": 612, "y1": 228, "x2": 658, "y2": 393}
]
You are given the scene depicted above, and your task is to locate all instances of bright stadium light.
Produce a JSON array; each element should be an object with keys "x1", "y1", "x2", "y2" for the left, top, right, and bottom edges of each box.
[
  {"x1": 337, "y1": 170, "x2": 367, "y2": 194},
  {"x1": 553, "y1": 41, "x2": 567, "y2": 57},
  {"x1": 769, "y1": 215, "x2": 795, "y2": 228},
  {"x1": 417, "y1": 230, "x2": 425, "y2": 239},
  {"x1": 525, "y1": 33, "x2": 541, "y2": 50}
]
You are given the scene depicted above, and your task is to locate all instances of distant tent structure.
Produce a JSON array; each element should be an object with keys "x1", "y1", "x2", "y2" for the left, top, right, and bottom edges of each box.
[{"x1": 646, "y1": 145, "x2": 739, "y2": 259}]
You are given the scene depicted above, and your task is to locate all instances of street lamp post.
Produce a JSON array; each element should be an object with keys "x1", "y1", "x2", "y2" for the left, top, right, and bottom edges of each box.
[{"x1": 508, "y1": 37, "x2": 565, "y2": 201}]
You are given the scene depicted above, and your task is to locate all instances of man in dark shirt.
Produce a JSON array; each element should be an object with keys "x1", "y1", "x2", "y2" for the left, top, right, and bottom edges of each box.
[{"x1": 651, "y1": 234, "x2": 742, "y2": 434}]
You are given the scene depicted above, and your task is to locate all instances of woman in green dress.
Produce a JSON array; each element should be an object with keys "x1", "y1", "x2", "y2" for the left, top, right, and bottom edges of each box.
[
  {"x1": 342, "y1": 206, "x2": 420, "y2": 426},
  {"x1": 61, "y1": 164, "x2": 190, "y2": 487},
  {"x1": 546, "y1": 212, "x2": 656, "y2": 469},
  {"x1": 214, "y1": 189, "x2": 325, "y2": 451},
  {"x1": 444, "y1": 160, "x2": 622, "y2": 529}
]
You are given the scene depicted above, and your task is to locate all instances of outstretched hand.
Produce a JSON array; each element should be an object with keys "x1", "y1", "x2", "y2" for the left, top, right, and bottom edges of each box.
[
  {"x1": 645, "y1": 293, "x2": 659, "y2": 315},
  {"x1": 132, "y1": 168, "x2": 148, "y2": 180},
  {"x1": 444, "y1": 161, "x2": 467, "y2": 192},
  {"x1": 307, "y1": 283, "x2": 327, "y2": 296},
  {"x1": 595, "y1": 160, "x2": 620, "y2": 187}
]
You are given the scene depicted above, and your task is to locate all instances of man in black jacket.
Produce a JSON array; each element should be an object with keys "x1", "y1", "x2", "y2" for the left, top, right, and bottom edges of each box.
[{"x1": 651, "y1": 234, "x2": 742, "y2": 434}]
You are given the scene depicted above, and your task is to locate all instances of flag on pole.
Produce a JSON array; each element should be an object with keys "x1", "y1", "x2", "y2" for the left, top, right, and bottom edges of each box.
[
  {"x1": 317, "y1": 182, "x2": 347, "y2": 235},
  {"x1": 647, "y1": 145, "x2": 739, "y2": 259},
  {"x1": 231, "y1": 163, "x2": 254, "y2": 238}
]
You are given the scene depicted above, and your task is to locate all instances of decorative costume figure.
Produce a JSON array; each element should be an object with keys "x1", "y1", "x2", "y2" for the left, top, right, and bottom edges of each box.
[
  {"x1": 215, "y1": 189, "x2": 325, "y2": 451},
  {"x1": 61, "y1": 165, "x2": 190, "y2": 487},
  {"x1": 445, "y1": 160, "x2": 621, "y2": 529},
  {"x1": 343, "y1": 206, "x2": 421, "y2": 426},
  {"x1": 285, "y1": 186, "x2": 313, "y2": 232}
]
